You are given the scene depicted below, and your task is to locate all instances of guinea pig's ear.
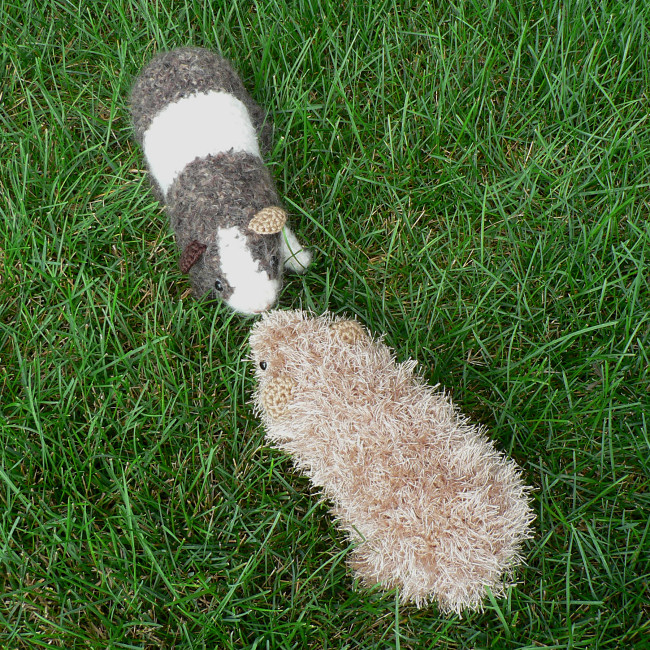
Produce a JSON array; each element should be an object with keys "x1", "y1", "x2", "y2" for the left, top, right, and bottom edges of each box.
[
  {"x1": 259, "y1": 374, "x2": 294, "y2": 419},
  {"x1": 179, "y1": 240, "x2": 207, "y2": 273},
  {"x1": 330, "y1": 319, "x2": 369, "y2": 345},
  {"x1": 248, "y1": 206, "x2": 287, "y2": 235}
]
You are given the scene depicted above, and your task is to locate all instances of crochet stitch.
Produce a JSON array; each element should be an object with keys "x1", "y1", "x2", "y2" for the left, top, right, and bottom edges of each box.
[
  {"x1": 249, "y1": 310, "x2": 535, "y2": 614},
  {"x1": 130, "y1": 47, "x2": 311, "y2": 314}
]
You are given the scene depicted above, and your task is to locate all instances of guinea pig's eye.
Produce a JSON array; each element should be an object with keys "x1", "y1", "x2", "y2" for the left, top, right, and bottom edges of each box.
[
  {"x1": 214, "y1": 279, "x2": 224, "y2": 292},
  {"x1": 259, "y1": 361, "x2": 268, "y2": 371}
]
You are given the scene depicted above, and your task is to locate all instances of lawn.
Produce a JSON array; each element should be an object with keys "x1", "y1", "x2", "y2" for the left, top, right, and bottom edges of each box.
[{"x1": 1, "y1": 0, "x2": 649, "y2": 647}]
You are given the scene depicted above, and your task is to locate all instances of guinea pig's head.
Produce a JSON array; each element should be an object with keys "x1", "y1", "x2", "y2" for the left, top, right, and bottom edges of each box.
[
  {"x1": 179, "y1": 206, "x2": 286, "y2": 314},
  {"x1": 249, "y1": 310, "x2": 370, "y2": 421}
]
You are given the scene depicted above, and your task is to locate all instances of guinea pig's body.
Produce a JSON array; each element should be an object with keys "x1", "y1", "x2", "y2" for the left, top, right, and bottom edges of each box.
[
  {"x1": 130, "y1": 47, "x2": 311, "y2": 314},
  {"x1": 249, "y1": 310, "x2": 534, "y2": 613}
]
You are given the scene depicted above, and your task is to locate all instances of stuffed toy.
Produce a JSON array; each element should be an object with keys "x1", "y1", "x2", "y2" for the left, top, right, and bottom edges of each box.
[
  {"x1": 249, "y1": 310, "x2": 535, "y2": 613},
  {"x1": 130, "y1": 47, "x2": 311, "y2": 314}
]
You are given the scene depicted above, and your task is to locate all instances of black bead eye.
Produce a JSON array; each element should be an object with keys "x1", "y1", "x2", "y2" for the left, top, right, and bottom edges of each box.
[
  {"x1": 259, "y1": 361, "x2": 268, "y2": 370},
  {"x1": 214, "y1": 279, "x2": 224, "y2": 292}
]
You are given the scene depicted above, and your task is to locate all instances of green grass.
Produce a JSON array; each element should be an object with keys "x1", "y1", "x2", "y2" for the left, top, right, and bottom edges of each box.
[{"x1": 1, "y1": 0, "x2": 649, "y2": 647}]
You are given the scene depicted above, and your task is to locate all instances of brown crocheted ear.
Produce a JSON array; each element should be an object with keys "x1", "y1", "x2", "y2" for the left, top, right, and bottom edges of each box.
[
  {"x1": 331, "y1": 319, "x2": 368, "y2": 345},
  {"x1": 179, "y1": 240, "x2": 207, "y2": 273},
  {"x1": 248, "y1": 206, "x2": 287, "y2": 235},
  {"x1": 260, "y1": 374, "x2": 294, "y2": 419}
]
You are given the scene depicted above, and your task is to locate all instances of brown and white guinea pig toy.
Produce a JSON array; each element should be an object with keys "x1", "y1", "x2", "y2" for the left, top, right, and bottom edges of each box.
[
  {"x1": 130, "y1": 47, "x2": 311, "y2": 314},
  {"x1": 249, "y1": 310, "x2": 535, "y2": 614}
]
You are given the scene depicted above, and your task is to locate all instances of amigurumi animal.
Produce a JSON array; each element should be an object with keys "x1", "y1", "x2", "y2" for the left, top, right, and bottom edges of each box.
[
  {"x1": 130, "y1": 47, "x2": 311, "y2": 314},
  {"x1": 249, "y1": 310, "x2": 535, "y2": 614}
]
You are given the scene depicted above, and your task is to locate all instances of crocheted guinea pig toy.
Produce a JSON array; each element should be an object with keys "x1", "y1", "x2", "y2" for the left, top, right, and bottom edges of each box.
[
  {"x1": 130, "y1": 47, "x2": 311, "y2": 314},
  {"x1": 249, "y1": 310, "x2": 535, "y2": 614}
]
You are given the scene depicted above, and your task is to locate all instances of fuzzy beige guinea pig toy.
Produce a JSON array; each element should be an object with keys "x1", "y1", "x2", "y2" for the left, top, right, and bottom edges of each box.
[{"x1": 249, "y1": 310, "x2": 535, "y2": 614}]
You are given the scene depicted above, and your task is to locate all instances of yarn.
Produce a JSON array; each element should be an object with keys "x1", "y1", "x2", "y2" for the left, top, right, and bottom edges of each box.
[{"x1": 250, "y1": 310, "x2": 535, "y2": 613}]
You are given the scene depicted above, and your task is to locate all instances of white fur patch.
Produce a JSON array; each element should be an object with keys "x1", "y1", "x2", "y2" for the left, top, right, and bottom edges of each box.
[
  {"x1": 218, "y1": 227, "x2": 280, "y2": 314},
  {"x1": 281, "y1": 226, "x2": 312, "y2": 273},
  {"x1": 143, "y1": 91, "x2": 261, "y2": 195}
]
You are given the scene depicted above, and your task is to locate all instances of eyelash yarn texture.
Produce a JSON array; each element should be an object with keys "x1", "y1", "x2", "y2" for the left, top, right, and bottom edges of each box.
[
  {"x1": 130, "y1": 47, "x2": 311, "y2": 314},
  {"x1": 249, "y1": 310, "x2": 535, "y2": 614}
]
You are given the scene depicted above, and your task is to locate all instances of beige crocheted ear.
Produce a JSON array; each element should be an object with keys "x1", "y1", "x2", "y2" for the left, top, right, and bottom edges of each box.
[
  {"x1": 248, "y1": 206, "x2": 287, "y2": 235},
  {"x1": 260, "y1": 374, "x2": 294, "y2": 419},
  {"x1": 330, "y1": 319, "x2": 368, "y2": 345}
]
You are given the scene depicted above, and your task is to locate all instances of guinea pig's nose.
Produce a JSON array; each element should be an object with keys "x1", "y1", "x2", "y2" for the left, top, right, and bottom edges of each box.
[{"x1": 252, "y1": 302, "x2": 273, "y2": 314}]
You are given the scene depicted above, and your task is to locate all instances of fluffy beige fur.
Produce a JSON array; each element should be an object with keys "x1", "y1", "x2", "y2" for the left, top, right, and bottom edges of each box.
[{"x1": 249, "y1": 310, "x2": 535, "y2": 614}]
